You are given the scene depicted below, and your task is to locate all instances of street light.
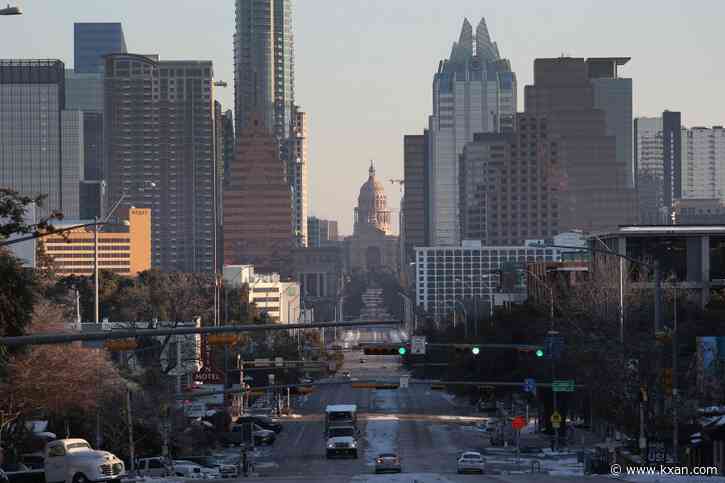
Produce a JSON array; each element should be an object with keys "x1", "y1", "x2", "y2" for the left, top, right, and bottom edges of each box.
[
  {"x1": 0, "y1": 4, "x2": 22, "y2": 15},
  {"x1": 95, "y1": 182, "x2": 156, "y2": 323},
  {"x1": 591, "y1": 234, "x2": 625, "y2": 343}
]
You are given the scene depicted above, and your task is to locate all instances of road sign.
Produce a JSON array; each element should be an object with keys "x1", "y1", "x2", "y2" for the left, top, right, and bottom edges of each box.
[
  {"x1": 550, "y1": 411, "x2": 562, "y2": 425},
  {"x1": 552, "y1": 379, "x2": 575, "y2": 392},
  {"x1": 647, "y1": 441, "x2": 667, "y2": 464},
  {"x1": 194, "y1": 365, "x2": 223, "y2": 384},
  {"x1": 400, "y1": 375, "x2": 410, "y2": 388},
  {"x1": 523, "y1": 378, "x2": 536, "y2": 393},
  {"x1": 275, "y1": 357, "x2": 284, "y2": 368},
  {"x1": 411, "y1": 336, "x2": 426, "y2": 355},
  {"x1": 512, "y1": 416, "x2": 526, "y2": 430}
]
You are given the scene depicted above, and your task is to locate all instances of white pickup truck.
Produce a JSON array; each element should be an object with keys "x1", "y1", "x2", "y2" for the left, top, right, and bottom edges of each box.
[{"x1": 44, "y1": 439, "x2": 125, "y2": 483}]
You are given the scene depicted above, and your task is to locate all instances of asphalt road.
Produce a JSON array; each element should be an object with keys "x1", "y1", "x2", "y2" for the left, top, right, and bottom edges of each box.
[{"x1": 235, "y1": 327, "x2": 603, "y2": 482}]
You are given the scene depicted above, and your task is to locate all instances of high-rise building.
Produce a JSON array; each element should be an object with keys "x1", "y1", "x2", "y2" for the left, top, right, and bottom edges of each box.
[
  {"x1": 65, "y1": 70, "x2": 105, "y2": 181},
  {"x1": 663, "y1": 111, "x2": 682, "y2": 210},
  {"x1": 287, "y1": 105, "x2": 308, "y2": 246},
  {"x1": 221, "y1": 109, "x2": 235, "y2": 183},
  {"x1": 634, "y1": 116, "x2": 665, "y2": 224},
  {"x1": 307, "y1": 217, "x2": 339, "y2": 247},
  {"x1": 523, "y1": 57, "x2": 638, "y2": 232},
  {"x1": 428, "y1": 18, "x2": 517, "y2": 246},
  {"x1": 402, "y1": 131, "x2": 429, "y2": 263},
  {"x1": 0, "y1": 60, "x2": 67, "y2": 217},
  {"x1": 223, "y1": 112, "x2": 294, "y2": 275},
  {"x1": 460, "y1": 117, "x2": 564, "y2": 246},
  {"x1": 40, "y1": 207, "x2": 151, "y2": 277},
  {"x1": 634, "y1": 111, "x2": 682, "y2": 223},
  {"x1": 588, "y1": 58, "x2": 633, "y2": 188},
  {"x1": 233, "y1": 0, "x2": 294, "y2": 139},
  {"x1": 104, "y1": 54, "x2": 217, "y2": 272},
  {"x1": 79, "y1": 180, "x2": 105, "y2": 219},
  {"x1": 682, "y1": 126, "x2": 725, "y2": 200},
  {"x1": 74, "y1": 23, "x2": 127, "y2": 74},
  {"x1": 60, "y1": 110, "x2": 84, "y2": 219}
]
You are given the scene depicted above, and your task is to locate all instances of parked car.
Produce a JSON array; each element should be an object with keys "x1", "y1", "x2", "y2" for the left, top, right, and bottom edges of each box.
[
  {"x1": 136, "y1": 457, "x2": 172, "y2": 477},
  {"x1": 44, "y1": 438, "x2": 125, "y2": 483},
  {"x1": 253, "y1": 425, "x2": 276, "y2": 445},
  {"x1": 247, "y1": 415, "x2": 282, "y2": 433},
  {"x1": 374, "y1": 453, "x2": 401, "y2": 474},
  {"x1": 457, "y1": 451, "x2": 486, "y2": 474},
  {"x1": 183, "y1": 457, "x2": 237, "y2": 479},
  {"x1": 172, "y1": 460, "x2": 218, "y2": 479}
]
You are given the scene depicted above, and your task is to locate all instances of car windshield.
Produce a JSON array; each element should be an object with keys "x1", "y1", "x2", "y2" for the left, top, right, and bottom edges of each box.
[
  {"x1": 66, "y1": 443, "x2": 90, "y2": 451},
  {"x1": 328, "y1": 427, "x2": 354, "y2": 437}
]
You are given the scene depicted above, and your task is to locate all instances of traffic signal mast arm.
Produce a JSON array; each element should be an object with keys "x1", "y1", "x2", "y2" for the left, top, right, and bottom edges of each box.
[{"x1": 425, "y1": 343, "x2": 543, "y2": 351}]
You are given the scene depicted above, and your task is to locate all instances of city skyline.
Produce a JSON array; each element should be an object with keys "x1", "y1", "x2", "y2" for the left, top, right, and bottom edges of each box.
[{"x1": 3, "y1": 0, "x2": 725, "y2": 234}]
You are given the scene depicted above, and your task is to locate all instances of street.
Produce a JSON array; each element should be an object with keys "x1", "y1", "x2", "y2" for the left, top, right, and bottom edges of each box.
[{"x1": 236, "y1": 327, "x2": 604, "y2": 482}]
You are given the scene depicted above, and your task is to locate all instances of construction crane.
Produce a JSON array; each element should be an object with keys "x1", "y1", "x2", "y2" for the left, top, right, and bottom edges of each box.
[{"x1": 389, "y1": 179, "x2": 404, "y2": 197}]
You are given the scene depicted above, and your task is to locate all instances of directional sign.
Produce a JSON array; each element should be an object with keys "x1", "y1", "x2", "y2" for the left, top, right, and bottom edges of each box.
[
  {"x1": 552, "y1": 379, "x2": 575, "y2": 392},
  {"x1": 523, "y1": 378, "x2": 536, "y2": 393},
  {"x1": 512, "y1": 416, "x2": 526, "y2": 431},
  {"x1": 411, "y1": 336, "x2": 426, "y2": 355}
]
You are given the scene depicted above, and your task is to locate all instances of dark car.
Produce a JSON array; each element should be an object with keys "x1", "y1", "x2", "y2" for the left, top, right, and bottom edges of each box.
[{"x1": 249, "y1": 415, "x2": 282, "y2": 433}]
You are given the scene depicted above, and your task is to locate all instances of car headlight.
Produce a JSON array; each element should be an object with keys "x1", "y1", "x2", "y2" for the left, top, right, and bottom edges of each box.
[
  {"x1": 327, "y1": 443, "x2": 335, "y2": 448},
  {"x1": 350, "y1": 441, "x2": 357, "y2": 448}
]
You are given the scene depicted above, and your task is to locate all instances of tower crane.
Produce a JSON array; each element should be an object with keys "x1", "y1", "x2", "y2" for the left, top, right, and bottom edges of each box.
[{"x1": 389, "y1": 179, "x2": 404, "y2": 197}]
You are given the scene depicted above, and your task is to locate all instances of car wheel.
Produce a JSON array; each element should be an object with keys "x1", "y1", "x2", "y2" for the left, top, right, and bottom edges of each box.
[{"x1": 72, "y1": 473, "x2": 89, "y2": 483}]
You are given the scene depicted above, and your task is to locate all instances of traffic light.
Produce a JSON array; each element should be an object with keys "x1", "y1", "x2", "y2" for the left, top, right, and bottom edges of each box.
[
  {"x1": 535, "y1": 348, "x2": 545, "y2": 358},
  {"x1": 398, "y1": 346, "x2": 407, "y2": 356},
  {"x1": 471, "y1": 346, "x2": 480, "y2": 355}
]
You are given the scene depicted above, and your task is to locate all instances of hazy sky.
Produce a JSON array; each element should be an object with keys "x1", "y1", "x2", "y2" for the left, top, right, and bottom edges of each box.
[{"x1": 2, "y1": 0, "x2": 724, "y2": 235}]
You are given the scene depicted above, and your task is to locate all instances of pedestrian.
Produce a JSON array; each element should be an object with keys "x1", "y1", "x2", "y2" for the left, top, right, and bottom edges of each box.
[{"x1": 550, "y1": 436, "x2": 555, "y2": 451}]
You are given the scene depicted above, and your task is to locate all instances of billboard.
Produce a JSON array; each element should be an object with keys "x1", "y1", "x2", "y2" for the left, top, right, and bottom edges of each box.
[{"x1": 696, "y1": 337, "x2": 725, "y2": 395}]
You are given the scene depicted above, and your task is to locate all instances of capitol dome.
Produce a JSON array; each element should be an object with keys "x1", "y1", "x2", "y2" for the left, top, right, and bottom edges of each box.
[{"x1": 354, "y1": 161, "x2": 392, "y2": 235}]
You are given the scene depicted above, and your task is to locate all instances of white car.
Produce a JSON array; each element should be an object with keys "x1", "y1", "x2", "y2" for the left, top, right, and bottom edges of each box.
[
  {"x1": 457, "y1": 451, "x2": 486, "y2": 474},
  {"x1": 172, "y1": 460, "x2": 218, "y2": 479}
]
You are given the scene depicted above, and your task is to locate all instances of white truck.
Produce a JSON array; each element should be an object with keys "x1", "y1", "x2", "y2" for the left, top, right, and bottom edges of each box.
[
  {"x1": 324, "y1": 405, "x2": 359, "y2": 459},
  {"x1": 44, "y1": 439, "x2": 125, "y2": 483}
]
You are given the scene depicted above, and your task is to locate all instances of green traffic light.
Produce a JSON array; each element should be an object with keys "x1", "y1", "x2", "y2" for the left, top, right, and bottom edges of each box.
[
  {"x1": 398, "y1": 347, "x2": 407, "y2": 355},
  {"x1": 471, "y1": 347, "x2": 480, "y2": 355},
  {"x1": 535, "y1": 349, "x2": 544, "y2": 357}
]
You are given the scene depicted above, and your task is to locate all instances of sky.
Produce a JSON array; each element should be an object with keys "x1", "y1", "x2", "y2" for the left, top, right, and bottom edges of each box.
[{"x1": 2, "y1": 0, "x2": 724, "y2": 235}]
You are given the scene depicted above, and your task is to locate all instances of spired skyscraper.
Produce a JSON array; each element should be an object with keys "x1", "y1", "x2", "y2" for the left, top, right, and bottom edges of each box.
[
  {"x1": 428, "y1": 18, "x2": 517, "y2": 246},
  {"x1": 234, "y1": 0, "x2": 307, "y2": 247},
  {"x1": 233, "y1": 0, "x2": 294, "y2": 139}
]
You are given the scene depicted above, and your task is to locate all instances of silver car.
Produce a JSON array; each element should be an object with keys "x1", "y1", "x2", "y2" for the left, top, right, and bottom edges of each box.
[
  {"x1": 457, "y1": 451, "x2": 485, "y2": 474},
  {"x1": 374, "y1": 453, "x2": 401, "y2": 474}
]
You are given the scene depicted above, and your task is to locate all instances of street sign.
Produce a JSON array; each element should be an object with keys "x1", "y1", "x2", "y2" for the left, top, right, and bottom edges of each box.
[
  {"x1": 410, "y1": 335, "x2": 426, "y2": 355},
  {"x1": 275, "y1": 357, "x2": 284, "y2": 368},
  {"x1": 647, "y1": 441, "x2": 667, "y2": 464},
  {"x1": 550, "y1": 411, "x2": 562, "y2": 427},
  {"x1": 254, "y1": 358, "x2": 272, "y2": 367},
  {"x1": 512, "y1": 416, "x2": 526, "y2": 430},
  {"x1": 552, "y1": 379, "x2": 575, "y2": 392},
  {"x1": 523, "y1": 378, "x2": 536, "y2": 393},
  {"x1": 400, "y1": 375, "x2": 410, "y2": 388},
  {"x1": 194, "y1": 365, "x2": 223, "y2": 384}
]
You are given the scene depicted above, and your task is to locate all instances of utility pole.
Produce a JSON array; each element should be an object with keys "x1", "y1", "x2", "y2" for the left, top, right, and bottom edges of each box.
[
  {"x1": 126, "y1": 388, "x2": 135, "y2": 473},
  {"x1": 94, "y1": 216, "x2": 100, "y2": 324},
  {"x1": 672, "y1": 285, "x2": 679, "y2": 463}
]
